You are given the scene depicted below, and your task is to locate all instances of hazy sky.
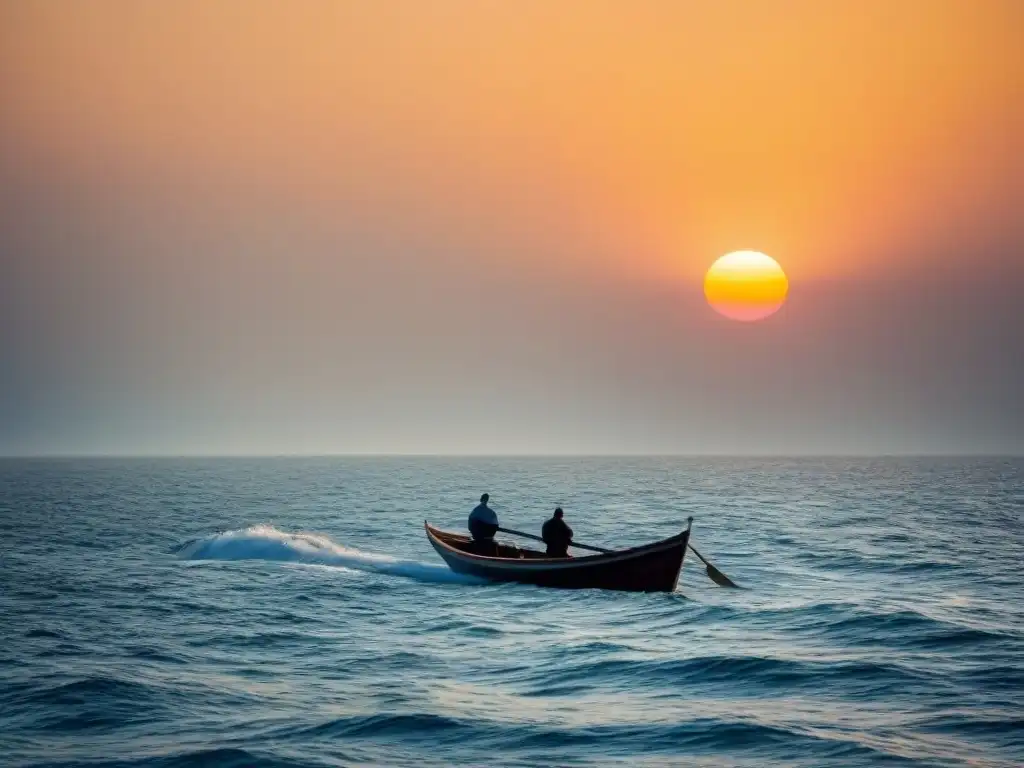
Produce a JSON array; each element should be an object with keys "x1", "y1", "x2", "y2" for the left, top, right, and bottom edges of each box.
[{"x1": 1, "y1": 1, "x2": 1021, "y2": 455}]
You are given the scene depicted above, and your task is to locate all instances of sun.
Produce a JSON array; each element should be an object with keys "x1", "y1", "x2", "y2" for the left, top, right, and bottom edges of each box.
[{"x1": 704, "y1": 251, "x2": 789, "y2": 322}]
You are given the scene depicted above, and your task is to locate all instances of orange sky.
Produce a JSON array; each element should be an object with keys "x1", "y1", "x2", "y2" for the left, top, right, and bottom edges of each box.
[
  {"x1": 1, "y1": 0, "x2": 1021, "y2": 284},
  {"x1": 1, "y1": 1, "x2": 1022, "y2": 454}
]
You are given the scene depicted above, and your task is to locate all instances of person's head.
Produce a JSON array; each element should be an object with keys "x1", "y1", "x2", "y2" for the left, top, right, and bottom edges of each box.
[
  {"x1": 554, "y1": 507, "x2": 563, "y2": 519},
  {"x1": 480, "y1": 493, "x2": 490, "y2": 504}
]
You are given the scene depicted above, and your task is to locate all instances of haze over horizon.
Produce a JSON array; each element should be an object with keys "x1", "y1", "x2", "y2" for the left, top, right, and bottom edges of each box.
[{"x1": 2, "y1": 1, "x2": 1022, "y2": 457}]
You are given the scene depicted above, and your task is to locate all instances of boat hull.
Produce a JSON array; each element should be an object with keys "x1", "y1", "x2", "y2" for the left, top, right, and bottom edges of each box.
[{"x1": 425, "y1": 522, "x2": 689, "y2": 592}]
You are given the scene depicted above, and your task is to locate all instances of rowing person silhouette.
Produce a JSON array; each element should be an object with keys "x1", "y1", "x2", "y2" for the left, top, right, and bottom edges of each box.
[{"x1": 467, "y1": 493, "x2": 499, "y2": 555}]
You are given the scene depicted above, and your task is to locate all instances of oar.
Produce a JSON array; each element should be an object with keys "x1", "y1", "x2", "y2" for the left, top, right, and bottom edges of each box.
[
  {"x1": 496, "y1": 526, "x2": 612, "y2": 554},
  {"x1": 687, "y1": 541, "x2": 740, "y2": 588},
  {"x1": 680, "y1": 515, "x2": 739, "y2": 588}
]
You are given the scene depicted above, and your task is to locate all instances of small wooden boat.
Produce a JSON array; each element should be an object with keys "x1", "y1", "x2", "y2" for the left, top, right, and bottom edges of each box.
[{"x1": 424, "y1": 520, "x2": 692, "y2": 592}]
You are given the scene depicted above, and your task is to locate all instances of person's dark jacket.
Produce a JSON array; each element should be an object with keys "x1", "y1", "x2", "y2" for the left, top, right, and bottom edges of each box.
[
  {"x1": 541, "y1": 516, "x2": 573, "y2": 557},
  {"x1": 468, "y1": 503, "x2": 499, "y2": 541}
]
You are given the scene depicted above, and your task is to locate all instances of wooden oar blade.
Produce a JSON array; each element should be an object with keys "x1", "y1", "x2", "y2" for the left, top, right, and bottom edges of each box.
[
  {"x1": 687, "y1": 542, "x2": 741, "y2": 588},
  {"x1": 705, "y1": 562, "x2": 739, "y2": 588}
]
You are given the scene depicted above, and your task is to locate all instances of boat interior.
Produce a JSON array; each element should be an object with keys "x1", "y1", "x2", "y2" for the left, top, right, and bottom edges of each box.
[{"x1": 433, "y1": 528, "x2": 560, "y2": 560}]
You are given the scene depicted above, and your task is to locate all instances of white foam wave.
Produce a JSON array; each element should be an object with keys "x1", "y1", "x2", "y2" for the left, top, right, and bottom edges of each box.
[{"x1": 177, "y1": 525, "x2": 480, "y2": 585}]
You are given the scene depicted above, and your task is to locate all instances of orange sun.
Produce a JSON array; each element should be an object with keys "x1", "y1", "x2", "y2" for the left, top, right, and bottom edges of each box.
[{"x1": 704, "y1": 251, "x2": 789, "y2": 322}]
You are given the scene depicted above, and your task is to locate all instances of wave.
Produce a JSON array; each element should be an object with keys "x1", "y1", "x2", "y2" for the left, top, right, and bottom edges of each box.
[
  {"x1": 295, "y1": 712, "x2": 475, "y2": 740},
  {"x1": 272, "y1": 713, "x2": 915, "y2": 764},
  {"x1": 23, "y1": 628, "x2": 64, "y2": 640},
  {"x1": 10, "y1": 676, "x2": 155, "y2": 706},
  {"x1": 4, "y1": 675, "x2": 170, "y2": 734},
  {"x1": 176, "y1": 525, "x2": 482, "y2": 585},
  {"x1": 24, "y1": 747, "x2": 312, "y2": 768},
  {"x1": 796, "y1": 608, "x2": 1016, "y2": 649},
  {"x1": 154, "y1": 748, "x2": 300, "y2": 768},
  {"x1": 542, "y1": 653, "x2": 935, "y2": 695}
]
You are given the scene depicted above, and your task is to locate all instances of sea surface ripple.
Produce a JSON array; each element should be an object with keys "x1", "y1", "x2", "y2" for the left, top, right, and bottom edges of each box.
[{"x1": 1, "y1": 457, "x2": 1022, "y2": 767}]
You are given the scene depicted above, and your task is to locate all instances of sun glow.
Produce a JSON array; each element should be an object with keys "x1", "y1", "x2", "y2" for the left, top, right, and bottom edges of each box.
[{"x1": 704, "y1": 251, "x2": 789, "y2": 322}]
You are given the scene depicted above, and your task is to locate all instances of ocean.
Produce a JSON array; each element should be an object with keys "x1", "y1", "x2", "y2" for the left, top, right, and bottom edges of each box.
[{"x1": 1, "y1": 457, "x2": 1021, "y2": 767}]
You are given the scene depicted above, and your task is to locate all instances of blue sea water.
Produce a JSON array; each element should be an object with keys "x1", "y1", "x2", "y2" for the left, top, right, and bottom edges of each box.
[{"x1": 1, "y1": 457, "x2": 1022, "y2": 767}]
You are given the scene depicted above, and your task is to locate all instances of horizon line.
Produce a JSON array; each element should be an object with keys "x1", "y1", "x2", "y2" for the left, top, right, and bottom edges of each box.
[{"x1": 0, "y1": 452, "x2": 1019, "y2": 460}]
